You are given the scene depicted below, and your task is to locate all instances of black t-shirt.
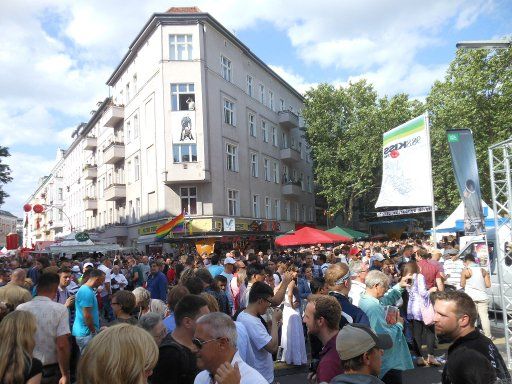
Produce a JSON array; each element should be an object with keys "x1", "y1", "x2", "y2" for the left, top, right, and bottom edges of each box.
[
  {"x1": 25, "y1": 358, "x2": 43, "y2": 381},
  {"x1": 442, "y1": 330, "x2": 511, "y2": 384},
  {"x1": 150, "y1": 334, "x2": 199, "y2": 384}
]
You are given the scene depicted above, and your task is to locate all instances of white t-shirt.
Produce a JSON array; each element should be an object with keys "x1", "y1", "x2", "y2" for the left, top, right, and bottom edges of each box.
[
  {"x1": 348, "y1": 280, "x2": 366, "y2": 307},
  {"x1": 235, "y1": 321, "x2": 255, "y2": 367},
  {"x1": 237, "y1": 311, "x2": 274, "y2": 383},
  {"x1": 98, "y1": 264, "x2": 111, "y2": 297},
  {"x1": 194, "y1": 351, "x2": 267, "y2": 384}
]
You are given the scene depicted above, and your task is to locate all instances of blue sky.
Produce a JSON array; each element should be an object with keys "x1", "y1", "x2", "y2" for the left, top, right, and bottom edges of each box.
[{"x1": 1, "y1": 0, "x2": 510, "y2": 217}]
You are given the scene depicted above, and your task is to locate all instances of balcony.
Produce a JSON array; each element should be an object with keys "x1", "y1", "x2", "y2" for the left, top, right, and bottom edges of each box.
[
  {"x1": 104, "y1": 104, "x2": 124, "y2": 127},
  {"x1": 278, "y1": 110, "x2": 299, "y2": 129},
  {"x1": 280, "y1": 147, "x2": 301, "y2": 163},
  {"x1": 84, "y1": 136, "x2": 97, "y2": 150},
  {"x1": 164, "y1": 163, "x2": 211, "y2": 185},
  {"x1": 281, "y1": 180, "x2": 303, "y2": 197},
  {"x1": 103, "y1": 141, "x2": 125, "y2": 164},
  {"x1": 83, "y1": 197, "x2": 98, "y2": 211},
  {"x1": 104, "y1": 183, "x2": 126, "y2": 201},
  {"x1": 83, "y1": 165, "x2": 97, "y2": 180}
]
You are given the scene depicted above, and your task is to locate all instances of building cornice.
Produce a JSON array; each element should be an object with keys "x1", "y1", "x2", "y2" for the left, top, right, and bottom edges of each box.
[{"x1": 106, "y1": 12, "x2": 304, "y2": 102}]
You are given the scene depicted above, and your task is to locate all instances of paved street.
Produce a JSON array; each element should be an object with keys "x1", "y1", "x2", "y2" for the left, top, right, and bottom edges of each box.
[{"x1": 276, "y1": 325, "x2": 510, "y2": 384}]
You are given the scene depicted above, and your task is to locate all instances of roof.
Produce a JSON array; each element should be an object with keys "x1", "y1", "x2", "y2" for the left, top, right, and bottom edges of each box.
[
  {"x1": 106, "y1": 11, "x2": 304, "y2": 101},
  {"x1": 0, "y1": 210, "x2": 18, "y2": 219}
]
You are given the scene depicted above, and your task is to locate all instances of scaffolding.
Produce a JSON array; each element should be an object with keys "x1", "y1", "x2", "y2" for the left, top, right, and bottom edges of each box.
[{"x1": 489, "y1": 136, "x2": 512, "y2": 367}]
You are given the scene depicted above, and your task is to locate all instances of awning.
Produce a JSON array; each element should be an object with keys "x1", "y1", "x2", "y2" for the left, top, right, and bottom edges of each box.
[{"x1": 137, "y1": 234, "x2": 159, "y2": 245}]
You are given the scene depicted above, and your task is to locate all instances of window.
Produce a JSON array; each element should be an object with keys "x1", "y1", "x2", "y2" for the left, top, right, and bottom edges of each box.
[
  {"x1": 134, "y1": 156, "x2": 140, "y2": 181},
  {"x1": 247, "y1": 75, "x2": 253, "y2": 96},
  {"x1": 272, "y1": 126, "x2": 278, "y2": 147},
  {"x1": 280, "y1": 98, "x2": 285, "y2": 111},
  {"x1": 227, "y1": 189, "x2": 239, "y2": 216},
  {"x1": 126, "y1": 121, "x2": 131, "y2": 143},
  {"x1": 274, "y1": 199, "x2": 281, "y2": 220},
  {"x1": 252, "y1": 195, "x2": 260, "y2": 218},
  {"x1": 126, "y1": 161, "x2": 132, "y2": 183},
  {"x1": 248, "y1": 113, "x2": 256, "y2": 137},
  {"x1": 173, "y1": 144, "x2": 197, "y2": 163},
  {"x1": 224, "y1": 100, "x2": 235, "y2": 125},
  {"x1": 310, "y1": 207, "x2": 315, "y2": 222},
  {"x1": 126, "y1": 83, "x2": 130, "y2": 103},
  {"x1": 269, "y1": 91, "x2": 274, "y2": 110},
  {"x1": 259, "y1": 84, "x2": 265, "y2": 104},
  {"x1": 285, "y1": 201, "x2": 290, "y2": 221},
  {"x1": 135, "y1": 198, "x2": 141, "y2": 220},
  {"x1": 58, "y1": 188, "x2": 63, "y2": 201},
  {"x1": 264, "y1": 158, "x2": 270, "y2": 181},
  {"x1": 133, "y1": 74, "x2": 137, "y2": 94},
  {"x1": 250, "y1": 153, "x2": 258, "y2": 177},
  {"x1": 307, "y1": 176, "x2": 312, "y2": 192},
  {"x1": 262, "y1": 121, "x2": 268, "y2": 142},
  {"x1": 134, "y1": 114, "x2": 139, "y2": 138},
  {"x1": 171, "y1": 84, "x2": 195, "y2": 111},
  {"x1": 169, "y1": 34, "x2": 193, "y2": 60},
  {"x1": 299, "y1": 142, "x2": 303, "y2": 159},
  {"x1": 300, "y1": 172, "x2": 304, "y2": 190},
  {"x1": 221, "y1": 55, "x2": 232, "y2": 82},
  {"x1": 273, "y1": 162, "x2": 279, "y2": 183},
  {"x1": 226, "y1": 143, "x2": 239, "y2": 172},
  {"x1": 302, "y1": 205, "x2": 307, "y2": 222},
  {"x1": 265, "y1": 197, "x2": 271, "y2": 219},
  {"x1": 180, "y1": 187, "x2": 197, "y2": 215}
]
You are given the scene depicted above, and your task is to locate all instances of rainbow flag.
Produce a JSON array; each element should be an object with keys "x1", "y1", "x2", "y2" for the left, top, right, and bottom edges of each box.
[{"x1": 155, "y1": 212, "x2": 185, "y2": 239}]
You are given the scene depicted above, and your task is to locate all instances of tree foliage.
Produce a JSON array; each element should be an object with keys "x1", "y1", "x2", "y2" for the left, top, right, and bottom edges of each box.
[
  {"x1": 0, "y1": 146, "x2": 13, "y2": 207},
  {"x1": 427, "y1": 47, "x2": 512, "y2": 212},
  {"x1": 303, "y1": 80, "x2": 424, "y2": 224}
]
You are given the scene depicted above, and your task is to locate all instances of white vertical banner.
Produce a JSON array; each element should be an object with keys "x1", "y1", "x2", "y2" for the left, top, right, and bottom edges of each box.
[{"x1": 375, "y1": 115, "x2": 434, "y2": 208}]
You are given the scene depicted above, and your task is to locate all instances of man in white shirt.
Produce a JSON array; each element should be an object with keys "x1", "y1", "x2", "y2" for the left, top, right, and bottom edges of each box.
[
  {"x1": 443, "y1": 250, "x2": 464, "y2": 290},
  {"x1": 98, "y1": 257, "x2": 113, "y2": 321},
  {"x1": 348, "y1": 260, "x2": 368, "y2": 307},
  {"x1": 110, "y1": 264, "x2": 128, "y2": 293},
  {"x1": 237, "y1": 281, "x2": 282, "y2": 383},
  {"x1": 194, "y1": 312, "x2": 266, "y2": 384},
  {"x1": 18, "y1": 272, "x2": 71, "y2": 384}
]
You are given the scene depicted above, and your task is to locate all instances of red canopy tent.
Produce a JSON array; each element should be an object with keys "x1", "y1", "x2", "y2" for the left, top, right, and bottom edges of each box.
[{"x1": 275, "y1": 226, "x2": 351, "y2": 247}]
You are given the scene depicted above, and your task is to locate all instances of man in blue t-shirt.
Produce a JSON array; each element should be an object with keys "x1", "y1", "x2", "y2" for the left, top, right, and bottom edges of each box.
[
  {"x1": 72, "y1": 269, "x2": 105, "y2": 353},
  {"x1": 207, "y1": 254, "x2": 224, "y2": 278}
]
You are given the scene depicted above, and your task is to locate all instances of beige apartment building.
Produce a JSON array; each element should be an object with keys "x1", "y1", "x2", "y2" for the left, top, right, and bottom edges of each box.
[{"x1": 24, "y1": 7, "x2": 315, "y2": 252}]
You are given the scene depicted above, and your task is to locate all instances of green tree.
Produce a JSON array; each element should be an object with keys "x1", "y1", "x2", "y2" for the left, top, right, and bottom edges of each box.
[
  {"x1": 303, "y1": 80, "x2": 424, "y2": 224},
  {"x1": 428, "y1": 47, "x2": 512, "y2": 212},
  {"x1": 0, "y1": 146, "x2": 13, "y2": 207}
]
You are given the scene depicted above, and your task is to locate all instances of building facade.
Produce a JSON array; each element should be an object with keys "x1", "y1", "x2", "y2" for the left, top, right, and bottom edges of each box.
[
  {"x1": 0, "y1": 210, "x2": 18, "y2": 247},
  {"x1": 24, "y1": 7, "x2": 315, "y2": 251}
]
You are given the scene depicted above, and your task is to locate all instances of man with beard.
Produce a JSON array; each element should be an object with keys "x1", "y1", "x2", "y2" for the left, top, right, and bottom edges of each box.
[{"x1": 433, "y1": 291, "x2": 510, "y2": 384}]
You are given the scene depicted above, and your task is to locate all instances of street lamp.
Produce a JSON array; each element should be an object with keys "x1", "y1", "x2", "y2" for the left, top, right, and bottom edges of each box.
[
  {"x1": 456, "y1": 39, "x2": 511, "y2": 49},
  {"x1": 41, "y1": 204, "x2": 74, "y2": 232}
]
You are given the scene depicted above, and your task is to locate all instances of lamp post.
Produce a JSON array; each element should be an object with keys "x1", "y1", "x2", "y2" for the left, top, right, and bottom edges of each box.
[
  {"x1": 42, "y1": 204, "x2": 74, "y2": 233},
  {"x1": 456, "y1": 39, "x2": 511, "y2": 49}
]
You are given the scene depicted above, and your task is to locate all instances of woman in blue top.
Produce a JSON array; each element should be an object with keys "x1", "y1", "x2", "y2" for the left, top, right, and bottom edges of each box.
[{"x1": 358, "y1": 270, "x2": 414, "y2": 384}]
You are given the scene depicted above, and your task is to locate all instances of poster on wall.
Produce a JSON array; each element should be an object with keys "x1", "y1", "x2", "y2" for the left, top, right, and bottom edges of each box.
[{"x1": 171, "y1": 111, "x2": 196, "y2": 144}]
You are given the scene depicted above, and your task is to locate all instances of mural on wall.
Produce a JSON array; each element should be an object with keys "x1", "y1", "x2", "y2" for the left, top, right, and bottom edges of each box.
[{"x1": 172, "y1": 111, "x2": 196, "y2": 144}]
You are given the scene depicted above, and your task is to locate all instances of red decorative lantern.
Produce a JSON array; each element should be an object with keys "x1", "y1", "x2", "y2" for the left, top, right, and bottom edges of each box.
[
  {"x1": 23, "y1": 204, "x2": 32, "y2": 212},
  {"x1": 33, "y1": 204, "x2": 44, "y2": 214}
]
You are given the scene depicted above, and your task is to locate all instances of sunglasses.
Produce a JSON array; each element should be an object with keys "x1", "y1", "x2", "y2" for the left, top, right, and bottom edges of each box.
[{"x1": 192, "y1": 337, "x2": 222, "y2": 349}]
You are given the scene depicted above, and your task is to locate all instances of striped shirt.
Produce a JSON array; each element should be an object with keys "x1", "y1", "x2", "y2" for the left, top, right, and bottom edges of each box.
[{"x1": 444, "y1": 259, "x2": 464, "y2": 290}]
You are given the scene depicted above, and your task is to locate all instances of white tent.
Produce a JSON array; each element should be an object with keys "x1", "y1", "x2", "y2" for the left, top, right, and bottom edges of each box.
[
  {"x1": 48, "y1": 232, "x2": 120, "y2": 254},
  {"x1": 437, "y1": 200, "x2": 495, "y2": 231}
]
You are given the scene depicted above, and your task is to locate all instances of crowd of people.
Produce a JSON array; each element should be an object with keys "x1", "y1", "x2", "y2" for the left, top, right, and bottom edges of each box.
[{"x1": 0, "y1": 238, "x2": 509, "y2": 384}]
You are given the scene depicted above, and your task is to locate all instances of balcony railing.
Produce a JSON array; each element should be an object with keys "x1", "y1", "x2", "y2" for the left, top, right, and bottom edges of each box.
[
  {"x1": 280, "y1": 146, "x2": 301, "y2": 163},
  {"x1": 83, "y1": 164, "x2": 97, "y2": 180},
  {"x1": 103, "y1": 141, "x2": 125, "y2": 164},
  {"x1": 104, "y1": 104, "x2": 124, "y2": 127},
  {"x1": 104, "y1": 183, "x2": 126, "y2": 201},
  {"x1": 278, "y1": 110, "x2": 299, "y2": 129},
  {"x1": 83, "y1": 197, "x2": 98, "y2": 211},
  {"x1": 84, "y1": 136, "x2": 97, "y2": 150}
]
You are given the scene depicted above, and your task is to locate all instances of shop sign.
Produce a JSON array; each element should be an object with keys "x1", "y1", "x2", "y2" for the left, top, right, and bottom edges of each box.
[
  {"x1": 75, "y1": 232, "x2": 90, "y2": 242},
  {"x1": 223, "y1": 217, "x2": 235, "y2": 231},
  {"x1": 138, "y1": 224, "x2": 160, "y2": 236}
]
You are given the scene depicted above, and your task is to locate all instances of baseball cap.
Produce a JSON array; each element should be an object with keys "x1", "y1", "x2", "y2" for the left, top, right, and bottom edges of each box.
[
  {"x1": 83, "y1": 262, "x2": 94, "y2": 269},
  {"x1": 71, "y1": 265, "x2": 81, "y2": 273},
  {"x1": 349, "y1": 247, "x2": 360, "y2": 256},
  {"x1": 372, "y1": 253, "x2": 385, "y2": 262},
  {"x1": 336, "y1": 324, "x2": 393, "y2": 360},
  {"x1": 224, "y1": 257, "x2": 236, "y2": 265}
]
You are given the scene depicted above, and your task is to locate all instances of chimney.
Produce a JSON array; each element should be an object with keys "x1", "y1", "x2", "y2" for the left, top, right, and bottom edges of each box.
[{"x1": 167, "y1": 6, "x2": 201, "y2": 13}]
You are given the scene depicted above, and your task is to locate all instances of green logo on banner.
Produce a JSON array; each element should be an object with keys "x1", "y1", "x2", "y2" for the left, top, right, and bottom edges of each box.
[
  {"x1": 447, "y1": 133, "x2": 460, "y2": 143},
  {"x1": 75, "y1": 232, "x2": 90, "y2": 242}
]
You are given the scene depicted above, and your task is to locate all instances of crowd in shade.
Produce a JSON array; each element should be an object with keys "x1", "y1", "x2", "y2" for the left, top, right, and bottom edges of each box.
[{"x1": 0, "y1": 237, "x2": 509, "y2": 384}]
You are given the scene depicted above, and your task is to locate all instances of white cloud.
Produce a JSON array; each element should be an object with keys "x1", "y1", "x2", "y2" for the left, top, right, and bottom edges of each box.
[{"x1": 269, "y1": 65, "x2": 318, "y2": 95}]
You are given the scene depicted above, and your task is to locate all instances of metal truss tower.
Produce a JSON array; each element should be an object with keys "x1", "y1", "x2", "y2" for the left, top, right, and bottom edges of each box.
[{"x1": 489, "y1": 137, "x2": 512, "y2": 367}]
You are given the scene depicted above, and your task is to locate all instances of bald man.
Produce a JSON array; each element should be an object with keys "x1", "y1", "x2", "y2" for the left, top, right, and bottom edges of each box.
[
  {"x1": 0, "y1": 268, "x2": 32, "y2": 309},
  {"x1": 324, "y1": 263, "x2": 370, "y2": 329}
]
